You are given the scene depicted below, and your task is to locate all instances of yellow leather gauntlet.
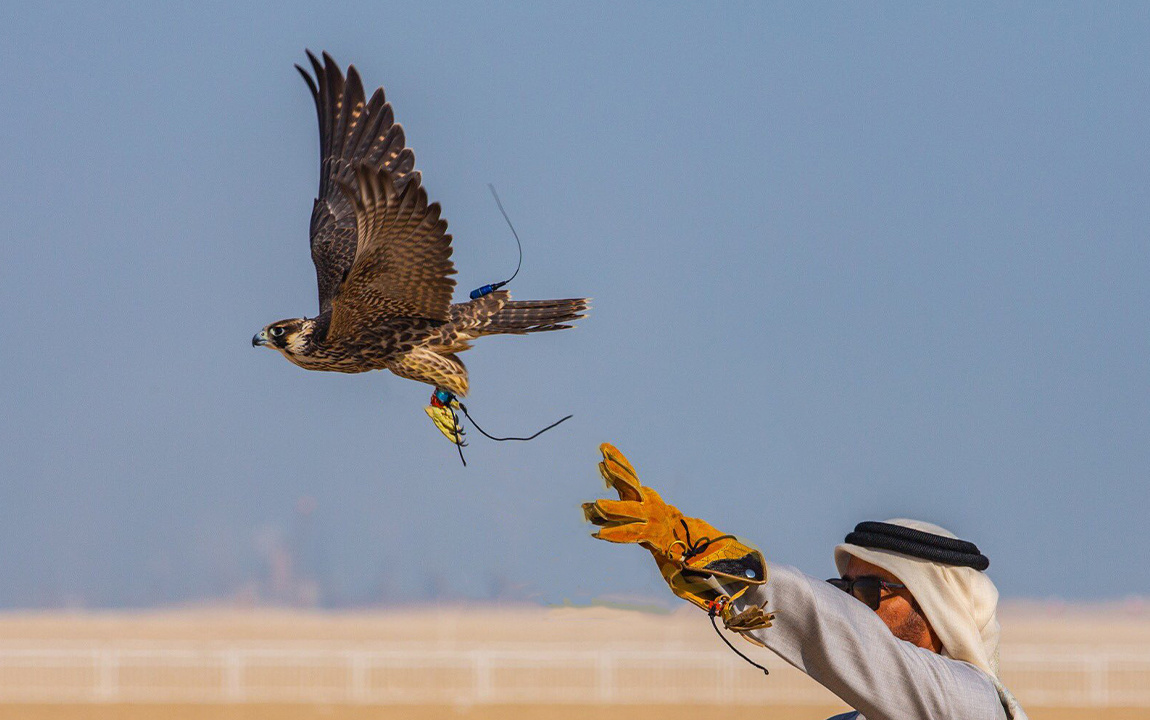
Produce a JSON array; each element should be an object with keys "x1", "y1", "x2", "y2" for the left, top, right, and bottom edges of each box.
[{"x1": 583, "y1": 443, "x2": 769, "y2": 620}]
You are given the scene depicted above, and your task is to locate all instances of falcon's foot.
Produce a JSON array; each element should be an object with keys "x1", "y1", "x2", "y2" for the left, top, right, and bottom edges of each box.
[{"x1": 425, "y1": 389, "x2": 465, "y2": 445}]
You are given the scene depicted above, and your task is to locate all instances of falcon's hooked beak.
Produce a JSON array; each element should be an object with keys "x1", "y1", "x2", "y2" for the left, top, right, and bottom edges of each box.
[{"x1": 252, "y1": 330, "x2": 269, "y2": 347}]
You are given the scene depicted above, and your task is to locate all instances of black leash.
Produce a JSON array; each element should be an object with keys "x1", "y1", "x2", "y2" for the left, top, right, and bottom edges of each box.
[
  {"x1": 432, "y1": 389, "x2": 572, "y2": 466},
  {"x1": 458, "y1": 402, "x2": 572, "y2": 442},
  {"x1": 676, "y1": 520, "x2": 769, "y2": 676},
  {"x1": 709, "y1": 606, "x2": 770, "y2": 676},
  {"x1": 446, "y1": 406, "x2": 468, "y2": 467}
]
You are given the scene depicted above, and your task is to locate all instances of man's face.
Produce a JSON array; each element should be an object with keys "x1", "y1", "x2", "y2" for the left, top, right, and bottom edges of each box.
[{"x1": 843, "y1": 556, "x2": 943, "y2": 653}]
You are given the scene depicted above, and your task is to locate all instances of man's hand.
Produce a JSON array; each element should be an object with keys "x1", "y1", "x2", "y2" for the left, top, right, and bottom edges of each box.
[{"x1": 583, "y1": 443, "x2": 768, "y2": 614}]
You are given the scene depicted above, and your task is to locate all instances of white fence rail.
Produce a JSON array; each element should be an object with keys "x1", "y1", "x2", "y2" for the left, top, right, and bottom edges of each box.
[{"x1": 0, "y1": 644, "x2": 1146, "y2": 707}]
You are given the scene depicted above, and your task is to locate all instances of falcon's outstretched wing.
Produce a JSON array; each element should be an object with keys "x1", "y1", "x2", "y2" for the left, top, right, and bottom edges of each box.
[
  {"x1": 328, "y1": 164, "x2": 456, "y2": 340},
  {"x1": 297, "y1": 50, "x2": 422, "y2": 314}
]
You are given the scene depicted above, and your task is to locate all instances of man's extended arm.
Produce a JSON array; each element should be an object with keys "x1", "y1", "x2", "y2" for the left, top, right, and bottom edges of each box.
[
  {"x1": 582, "y1": 444, "x2": 1009, "y2": 720},
  {"x1": 730, "y1": 563, "x2": 1006, "y2": 720}
]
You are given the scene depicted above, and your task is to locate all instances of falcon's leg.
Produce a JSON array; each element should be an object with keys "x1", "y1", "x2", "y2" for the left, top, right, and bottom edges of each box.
[
  {"x1": 384, "y1": 347, "x2": 470, "y2": 397},
  {"x1": 386, "y1": 348, "x2": 471, "y2": 446}
]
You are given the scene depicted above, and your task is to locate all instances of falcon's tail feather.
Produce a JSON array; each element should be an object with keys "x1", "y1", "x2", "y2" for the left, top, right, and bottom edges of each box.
[{"x1": 483, "y1": 298, "x2": 589, "y2": 335}]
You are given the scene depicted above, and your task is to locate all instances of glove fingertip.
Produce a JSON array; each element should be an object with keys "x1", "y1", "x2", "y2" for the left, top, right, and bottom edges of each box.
[
  {"x1": 602, "y1": 457, "x2": 640, "y2": 486},
  {"x1": 581, "y1": 503, "x2": 605, "y2": 523},
  {"x1": 600, "y1": 444, "x2": 638, "y2": 473}
]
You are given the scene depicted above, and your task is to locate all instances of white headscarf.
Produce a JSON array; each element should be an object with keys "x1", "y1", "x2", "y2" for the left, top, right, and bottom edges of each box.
[
  {"x1": 834, "y1": 518, "x2": 1001, "y2": 675},
  {"x1": 834, "y1": 518, "x2": 1028, "y2": 719}
]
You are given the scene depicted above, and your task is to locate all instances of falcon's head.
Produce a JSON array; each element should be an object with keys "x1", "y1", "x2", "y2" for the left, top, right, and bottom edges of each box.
[{"x1": 252, "y1": 318, "x2": 315, "y2": 357}]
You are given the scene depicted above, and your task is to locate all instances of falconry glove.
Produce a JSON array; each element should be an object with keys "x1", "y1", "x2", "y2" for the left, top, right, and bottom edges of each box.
[{"x1": 583, "y1": 444, "x2": 772, "y2": 632}]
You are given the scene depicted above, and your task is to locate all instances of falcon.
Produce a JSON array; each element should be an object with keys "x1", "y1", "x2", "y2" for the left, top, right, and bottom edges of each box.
[{"x1": 254, "y1": 52, "x2": 588, "y2": 442}]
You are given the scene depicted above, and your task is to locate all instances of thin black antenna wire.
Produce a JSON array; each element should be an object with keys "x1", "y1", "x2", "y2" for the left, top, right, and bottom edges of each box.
[{"x1": 488, "y1": 184, "x2": 523, "y2": 286}]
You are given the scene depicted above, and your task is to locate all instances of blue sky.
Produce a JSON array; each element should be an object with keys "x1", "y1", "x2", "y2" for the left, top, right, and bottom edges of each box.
[{"x1": 1, "y1": 2, "x2": 1147, "y2": 607}]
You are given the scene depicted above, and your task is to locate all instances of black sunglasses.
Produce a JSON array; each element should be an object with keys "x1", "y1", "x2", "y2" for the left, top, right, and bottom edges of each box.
[{"x1": 826, "y1": 576, "x2": 906, "y2": 610}]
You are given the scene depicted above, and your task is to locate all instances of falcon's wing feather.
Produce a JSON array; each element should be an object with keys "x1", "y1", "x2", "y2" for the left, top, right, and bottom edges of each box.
[
  {"x1": 327, "y1": 164, "x2": 456, "y2": 340},
  {"x1": 298, "y1": 50, "x2": 422, "y2": 313}
]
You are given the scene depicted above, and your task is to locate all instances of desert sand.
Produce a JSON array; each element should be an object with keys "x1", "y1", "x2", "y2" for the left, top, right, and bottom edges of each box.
[{"x1": 0, "y1": 603, "x2": 1145, "y2": 719}]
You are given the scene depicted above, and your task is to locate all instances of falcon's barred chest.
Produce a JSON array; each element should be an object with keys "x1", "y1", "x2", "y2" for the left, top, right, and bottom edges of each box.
[{"x1": 281, "y1": 316, "x2": 444, "y2": 374}]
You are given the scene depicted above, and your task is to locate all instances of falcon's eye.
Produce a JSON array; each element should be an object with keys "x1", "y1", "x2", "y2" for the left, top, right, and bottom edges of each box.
[{"x1": 270, "y1": 327, "x2": 286, "y2": 338}]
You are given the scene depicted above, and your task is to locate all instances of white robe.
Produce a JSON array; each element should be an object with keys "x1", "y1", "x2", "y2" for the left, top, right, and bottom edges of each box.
[{"x1": 729, "y1": 564, "x2": 1025, "y2": 720}]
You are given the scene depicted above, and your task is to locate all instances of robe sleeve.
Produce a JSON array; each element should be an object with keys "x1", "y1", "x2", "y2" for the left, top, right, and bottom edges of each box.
[{"x1": 729, "y1": 564, "x2": 1009, "y2": 720}]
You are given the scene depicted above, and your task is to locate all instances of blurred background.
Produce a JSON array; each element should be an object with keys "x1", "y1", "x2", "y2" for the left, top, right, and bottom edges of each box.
[{"x1": 0, "y1": 1, "x2": 1148, "y2": 718}]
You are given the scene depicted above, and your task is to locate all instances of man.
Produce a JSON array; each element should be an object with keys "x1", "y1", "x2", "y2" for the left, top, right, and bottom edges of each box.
[{"x1": 583, "y1": 444, "x2": 1026, "y2": 720}]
